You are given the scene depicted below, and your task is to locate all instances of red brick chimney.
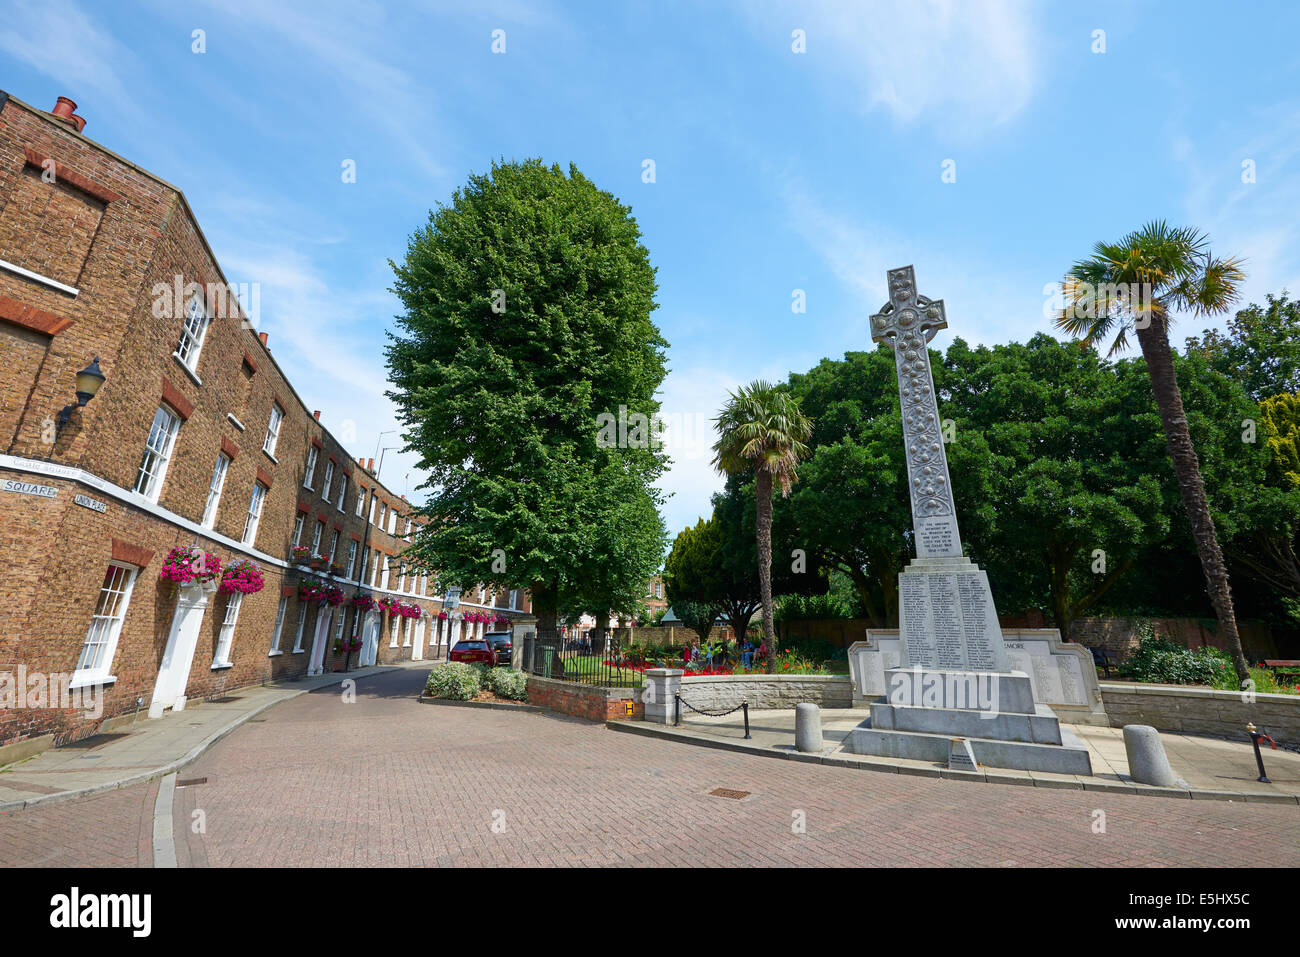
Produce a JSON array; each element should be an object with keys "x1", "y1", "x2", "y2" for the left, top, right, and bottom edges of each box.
[
  {"x1": 367, "y1": 458, "x2": 374, "y2": 471},
  {"x1": 51, "y1": 97, "x2": 87, "y2": 133},
  {"x1": 312, "y1": 410, "x2": 321, "y2": 420},
  {"x1": 258, "y1": 332, "x2": 268, "y2": 346}
]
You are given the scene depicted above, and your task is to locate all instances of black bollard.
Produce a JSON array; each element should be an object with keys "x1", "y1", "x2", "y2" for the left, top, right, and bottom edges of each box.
[
  {"x1": 1246, "y1": 722, "x2": 1273, "y2": 783},
  {"x1": 674, "y1": 693, "x2": 681, "y2": 727},
  {"x1": 742, "y1": 701, "x2": 751, "y2": 740}
]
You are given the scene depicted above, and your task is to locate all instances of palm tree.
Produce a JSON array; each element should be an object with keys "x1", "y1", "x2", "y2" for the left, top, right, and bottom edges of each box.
[
  {"x1": 1056, "y1": 221, "x2": 1250, "y2": 683},
  {"x1": 712, "y1": 381, "x2": 813, "y2": 673}
]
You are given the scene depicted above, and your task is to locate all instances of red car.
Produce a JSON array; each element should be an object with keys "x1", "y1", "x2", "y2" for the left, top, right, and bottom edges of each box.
[{"x1": 449, "y1": 639, "x2": 494, "y2": 665}]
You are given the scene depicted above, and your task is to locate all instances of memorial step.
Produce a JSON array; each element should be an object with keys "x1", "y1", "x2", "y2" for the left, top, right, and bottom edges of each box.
[
  {"x1": 843, "y1": 723, "x2": 1093, "y2": 776},
  {"x1": 869, "y1": 700, "x2": 1064, "y2": 745}
]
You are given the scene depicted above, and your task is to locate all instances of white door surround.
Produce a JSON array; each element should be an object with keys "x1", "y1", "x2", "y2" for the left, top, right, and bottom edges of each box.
[
  {"x1": 308, "y1": 606, "x2": 332, "y2": 675},
  {"x1": 150, "y1": 582, "x2": 215, "y2": 718},
  {"x1": 359, "y1": 610, "x2": 379, "y2": 667}
]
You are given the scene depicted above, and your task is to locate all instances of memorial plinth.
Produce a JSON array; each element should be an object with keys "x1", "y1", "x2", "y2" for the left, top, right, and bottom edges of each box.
[{"x1": 839, "y1": 266, "x2": 1092, "y2": 775}]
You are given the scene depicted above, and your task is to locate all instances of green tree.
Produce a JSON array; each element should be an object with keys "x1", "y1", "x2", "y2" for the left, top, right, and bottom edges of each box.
[
  {"x1": 712, "y1": 382, "x2": 813, "y2": 672},
  {"x1": 1185, "y1": 293, "x2": 1300, "y2": 401},
  {"x1": 386, "y1": 159, "x2": 668, "y2": 656},
  {"x1": 672, "y1": 600, "x2": 722, "y2": 646},
  {"x1": 1056, "y1": 221, "x2": 1251, "y2": 683}
]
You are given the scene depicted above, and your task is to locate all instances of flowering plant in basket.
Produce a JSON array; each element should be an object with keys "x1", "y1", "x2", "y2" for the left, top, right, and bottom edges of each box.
[
  {"x1": 298, "y1": 577, "x2": 326, "y2": 601},
  {"x1": 220, "y1": 559, "x2": 265, "y2": 594},
  {"x1": 351, "y1": 593, "x2": 376, "y2": 611},
  {"x1": 160, "y1": 545, "x2": 221, "y2": 587}
]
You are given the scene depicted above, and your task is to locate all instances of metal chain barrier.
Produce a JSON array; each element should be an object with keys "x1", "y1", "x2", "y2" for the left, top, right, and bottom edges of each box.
[{"x1": 674, "y1": 694, "x2": 751, "y2": 739}]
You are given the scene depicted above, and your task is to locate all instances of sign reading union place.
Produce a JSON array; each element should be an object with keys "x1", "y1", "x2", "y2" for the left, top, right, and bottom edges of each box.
[{"x1": 3, "y1": 479, "x2": 59, "y2": 498}]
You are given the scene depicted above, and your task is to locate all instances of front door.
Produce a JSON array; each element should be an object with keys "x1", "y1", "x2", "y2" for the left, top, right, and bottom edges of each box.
[
  {"x1": 359, "y1": 611, "x2": 378, "y2": 667},
  {"x1": 412, "y1": 619, "x2": 426, "y2": 660},
  {"x1": 150, "y1": 584, "x2": 212, "y2": 717},
  {"x1": 308, "y1": 606, "x2": 333, "y2": 675}
]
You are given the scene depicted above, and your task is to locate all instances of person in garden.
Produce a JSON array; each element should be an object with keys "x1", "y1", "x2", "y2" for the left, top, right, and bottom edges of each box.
[
  {"x1": 742, "y1": 639, "x2": 754, "y2": 668},
  {"x1": 683, "y1": 640, "x2": 693, "y2": 664}
]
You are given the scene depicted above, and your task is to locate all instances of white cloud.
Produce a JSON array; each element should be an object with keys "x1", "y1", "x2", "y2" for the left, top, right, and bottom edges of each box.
[{"x1": 740, "y1": 0, "x2": 1040, "y2": 138}]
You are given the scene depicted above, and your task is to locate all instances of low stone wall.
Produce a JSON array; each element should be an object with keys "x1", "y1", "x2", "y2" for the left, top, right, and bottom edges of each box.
[
  {"x1": 679, "y1": 674, "x2": 853, "y2": 712},
  {"x1": 1100, "y1": 683, "x2": 1300, "y2": 747},
  {"x1": 525, "y1": 675, "x2": 643, "y2": 722}
]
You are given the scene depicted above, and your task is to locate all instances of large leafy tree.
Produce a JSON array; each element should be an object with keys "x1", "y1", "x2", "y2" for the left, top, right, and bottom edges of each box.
[
  {"x1": 712, "y1": 383, "x2": 813, "y2": 671},
  {"x1": 1185, "y1": 293, "x2": 1300, "y2": 401},
  {"x1": 387, "y1": 160, "x2": 668, "y2": 653},
  {"x1": 1056, "y1": 221, "x2": 1251, "y2": 683}
]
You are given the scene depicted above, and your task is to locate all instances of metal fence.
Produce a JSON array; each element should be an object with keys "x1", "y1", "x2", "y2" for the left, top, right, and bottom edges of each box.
[{"x1": 524, "y1": 633, "x2": 644, "y2": 688}]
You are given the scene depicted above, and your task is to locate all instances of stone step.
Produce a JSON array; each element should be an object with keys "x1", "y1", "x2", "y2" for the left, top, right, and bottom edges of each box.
[
  {"x1": 843, "y1": 724, "x2": 1093, "y2": 775},
  {"x1": 870, "y1": 701, "x2": 1063, "y2": 745}
]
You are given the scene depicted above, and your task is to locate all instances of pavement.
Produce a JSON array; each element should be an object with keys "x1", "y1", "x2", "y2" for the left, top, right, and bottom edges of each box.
[
  {"x1": 1, "y1": 666, "x2": 1297, "y2": 867},
  {"x1": 0, "y1": 664, "x2": 400, "y2": 810},
  {"x1": 618, "y1": 707, "x2": 1300, "y2": 802}
]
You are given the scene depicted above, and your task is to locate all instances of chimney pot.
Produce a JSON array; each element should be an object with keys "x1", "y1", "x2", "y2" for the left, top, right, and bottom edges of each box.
[
  {"x1": 313, "y1": 410, "x2": 321, "y2": 420},
  {"x1": 367, "y1": 458, "x2": 375, "y2": 470},
  {"x1": 52, "y1": 97, "x2": 77, "y2": 119},
  {"x1": 258, "y1": 332, "x2": 268, "y2": 346}
]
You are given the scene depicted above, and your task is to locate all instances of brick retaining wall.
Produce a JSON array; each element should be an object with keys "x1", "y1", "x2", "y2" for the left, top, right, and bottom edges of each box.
[{"x1": 525, "y1": 675, "x2": 643, "y2": 722}]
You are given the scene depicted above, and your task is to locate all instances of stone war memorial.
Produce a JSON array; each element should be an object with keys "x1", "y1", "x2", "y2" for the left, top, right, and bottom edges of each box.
[{"x1": 843, "y1": 266, "x2": 1096, "y2": 775}]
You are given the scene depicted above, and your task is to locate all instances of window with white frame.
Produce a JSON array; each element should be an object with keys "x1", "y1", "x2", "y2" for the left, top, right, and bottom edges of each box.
[
  {"x1": 510, "y1": 589, "x2": 518, "y2": 610},
  {"x1": 398, "y1": 569, "x2": 406, "y2": 593},
  {"x1": 310, "y1": 520, "x2": 324, "y2": 556},
  {"x1": 263, "y1": 403, "x2": 283, "y2": 457},
  {"x1": 242, "y1": 481, "x2": 267, "y2": 545},
  {"x1": 269, "y1": 596, "x2": 288, "y2": 654},
  {"x1": 201, "y1": 452, "x2": 231, "y2": 528},
  {"x1": 73, "y1": 563, "x2": 137, "y2": 683},
  {"x1": 360, "y1": 546, "x2": 370, "y2": 583},
  {"x1": 346, "y1": 540, "x2": 358, "y2": 579},
  {"x1": 292, "y1": 606, "x2": 307, "y2": 653},
  {"x1": 322, "y1": 460, "x2": 335, "y2": 500},
  {"x1": 369, "y1": 497, "x2": 377, "y2": 524},
  {"x1": 334, "y1": 606, "x2": 347, "y2": 643},
  {"x1": 328, "y1": 530, "x2": 339, "y2": 564},
  {"x1": 134, "y1": 406, "x2": 181, "y2": 502},
  {"x1": 380, "y1": 555, "x2": 389, "y2": 590},
  {"x1": 389, "y1": 617, "x2": 399, "y2": 647},
  {"x1": 175, "y1": 296, "x2": 210, "y2": 372},
  {"x1": 356, "y1": 488, "x2": 366, "y2": 516},
  {"x1": 404, "y1": 518, "x2": 412, "y2": 538},
  {"x1": 293, "y1": 513, "x2": 305, "y2": 546},
  {"x1": 303, "y1": 445, "x2": 318, "y2": 489},
  {"x1": 214, "y1": 593, "x2": 242, "y2": 667},
  {"x1": 388, "y1": 510, "x2": 397, "y2": 535},
  {"x1": 421, "y1": 574, "x2": 428, "y2": 596},
  {"x1": 336, "y1": 475, "x2": 347, "y2": 511}
]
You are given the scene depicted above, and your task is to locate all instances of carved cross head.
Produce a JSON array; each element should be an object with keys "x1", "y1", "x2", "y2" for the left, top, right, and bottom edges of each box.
[{"x1": 870, "y1": 266, "x2": 948, "y2": 347}]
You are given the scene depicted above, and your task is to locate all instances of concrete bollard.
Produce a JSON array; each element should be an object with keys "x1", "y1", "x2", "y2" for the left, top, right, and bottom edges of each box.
[
  {"x1": 1122, "y1": 724, "x2": 1178, "y2": 787},
  {"x1": 795, "y1": 702, "x2": 823, "y2": 753}
]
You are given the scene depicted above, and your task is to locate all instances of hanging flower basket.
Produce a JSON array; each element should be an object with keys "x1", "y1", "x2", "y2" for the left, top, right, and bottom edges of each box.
[
  {"x1": 400, "y1": 602, "x2": 421, "y2": 619},
  {"x1": 333, "y1": 635, "x2": 363, "y2": 655},
  {"x1": 437, "y1": 611, "x2": 448, "y2": 620},
  {"x1": 290, "y1": 544, "x2": 312, "y2": 564},
  {"x1": 323, "y1": 585, "x2": 346, "y2": 606},
  {"x1": 351, "y1": 593, "x2": 376, "y2": 611},
  {"x1": 298, "y1": 577, "x2": 326, "y2": 601},
  {"x1": 160, "y1": 545, "x2": 221, "y2": 587},
  {"x1": 494, "y1": 614, "x2": 511, "y2": 627},
  {"x1": 220, "y1": 558, "x2": 265, "y2": 595}
]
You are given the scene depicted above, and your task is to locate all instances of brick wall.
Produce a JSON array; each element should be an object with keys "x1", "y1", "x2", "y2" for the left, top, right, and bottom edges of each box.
[
  {"x1": 525, "y1": 675, "x2": 644, "y2": 722},
  {"x1": 0, "y1": 93, "x2": 524, "y2": 750}
]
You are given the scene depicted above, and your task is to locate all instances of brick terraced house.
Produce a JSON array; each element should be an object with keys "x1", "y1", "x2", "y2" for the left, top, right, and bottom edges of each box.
[{"x1": 0, "y1": 92, "x2": 528, "y2": 756}]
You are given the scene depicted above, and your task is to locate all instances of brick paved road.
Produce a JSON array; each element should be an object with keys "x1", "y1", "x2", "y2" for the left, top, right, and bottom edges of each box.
[{"x1": 4, "y1": 667, "x2": 1299, "y2": 866}]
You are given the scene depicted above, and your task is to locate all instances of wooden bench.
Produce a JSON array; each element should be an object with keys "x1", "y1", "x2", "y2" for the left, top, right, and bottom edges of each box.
[{"x1": 1090, "y1": 647, "x2": 1118, "y2": 678}]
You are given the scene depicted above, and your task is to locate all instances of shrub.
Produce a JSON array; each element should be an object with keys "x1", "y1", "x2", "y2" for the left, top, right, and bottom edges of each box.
[
  {"x1": 779, "y1": 635, "x2": 843, "y2": 662},
  {"x1": 480, "y1": 667, "x2": 529, "y2": 701},
  {"x1": 424, "y1": 662, "x2": 481, "y2": 700},
  {"x1": 1118, "y1": 632, "x2": 1221, "y2": 686}
]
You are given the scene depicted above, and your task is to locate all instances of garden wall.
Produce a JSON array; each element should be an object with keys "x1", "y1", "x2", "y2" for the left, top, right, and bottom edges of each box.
[
  {"x1": 678, "y1": 674, "x2": 853, "y2": 711},
  {"x1": 525, "y1": 675, "x2": 643, "y2": 722},
  {"x1": 1100, "y1": 683, "x2": 1300, "y2": 747}
]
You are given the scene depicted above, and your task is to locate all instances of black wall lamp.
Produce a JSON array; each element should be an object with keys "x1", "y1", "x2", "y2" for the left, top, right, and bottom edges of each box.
[{"x1": 55, "y1": 357, "x2": 105, "y2": 436}]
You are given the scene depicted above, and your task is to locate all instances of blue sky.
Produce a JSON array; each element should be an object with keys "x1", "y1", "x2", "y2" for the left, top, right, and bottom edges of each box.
[{"x1": 3, "y1": 0, "x2": 1298, "y2": 541}]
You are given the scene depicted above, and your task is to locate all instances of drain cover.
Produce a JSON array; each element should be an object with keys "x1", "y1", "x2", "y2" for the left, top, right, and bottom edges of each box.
[
  {"x1": 176, "y1": 777, "x2": 207, "y2": 788},
  {"x1": 709, "y1": 788, "x2": 751, "y2": 800}
]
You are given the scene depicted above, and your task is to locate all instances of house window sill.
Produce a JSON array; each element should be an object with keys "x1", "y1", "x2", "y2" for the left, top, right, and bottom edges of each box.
[
  {"x1": 172, "y1": 352, "x2": 203, "y2": 387},
  {"x1": 262, "y1": 449, "x2": 278, "y2": 464},
  {"x1": 210, "y1": 660, "x2": 233, "y2": 671},
  {"x1": 268, "y1": 649, "x2": 284, "y2": 657},
  {"x1": 68, "y1": 674, "x2": 117, "y2": 691},
  {"x1": 227, "y1": 413, "x2": 246, "y2": 431},
  {"x1": 0, "y1": 257, "x2": 78, "y2": 296}
]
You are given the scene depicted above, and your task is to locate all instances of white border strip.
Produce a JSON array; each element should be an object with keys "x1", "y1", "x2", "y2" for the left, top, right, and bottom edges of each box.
[{"x1": 0, "y1": 257, "x2": 79, "y2": 296}]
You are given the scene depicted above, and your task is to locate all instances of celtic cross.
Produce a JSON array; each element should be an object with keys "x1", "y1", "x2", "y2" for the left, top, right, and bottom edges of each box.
[{"x1": 870, "y1": 266, "x2": 963, "y2": 559}]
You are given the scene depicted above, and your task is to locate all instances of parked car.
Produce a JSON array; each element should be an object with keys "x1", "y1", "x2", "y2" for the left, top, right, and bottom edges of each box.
[
  {"x1": 448, "y1": 639, "x2": 493, "y2": 665},
  {"x1": 484, "y1": 631, "x2": 513, "y2": 665}
]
